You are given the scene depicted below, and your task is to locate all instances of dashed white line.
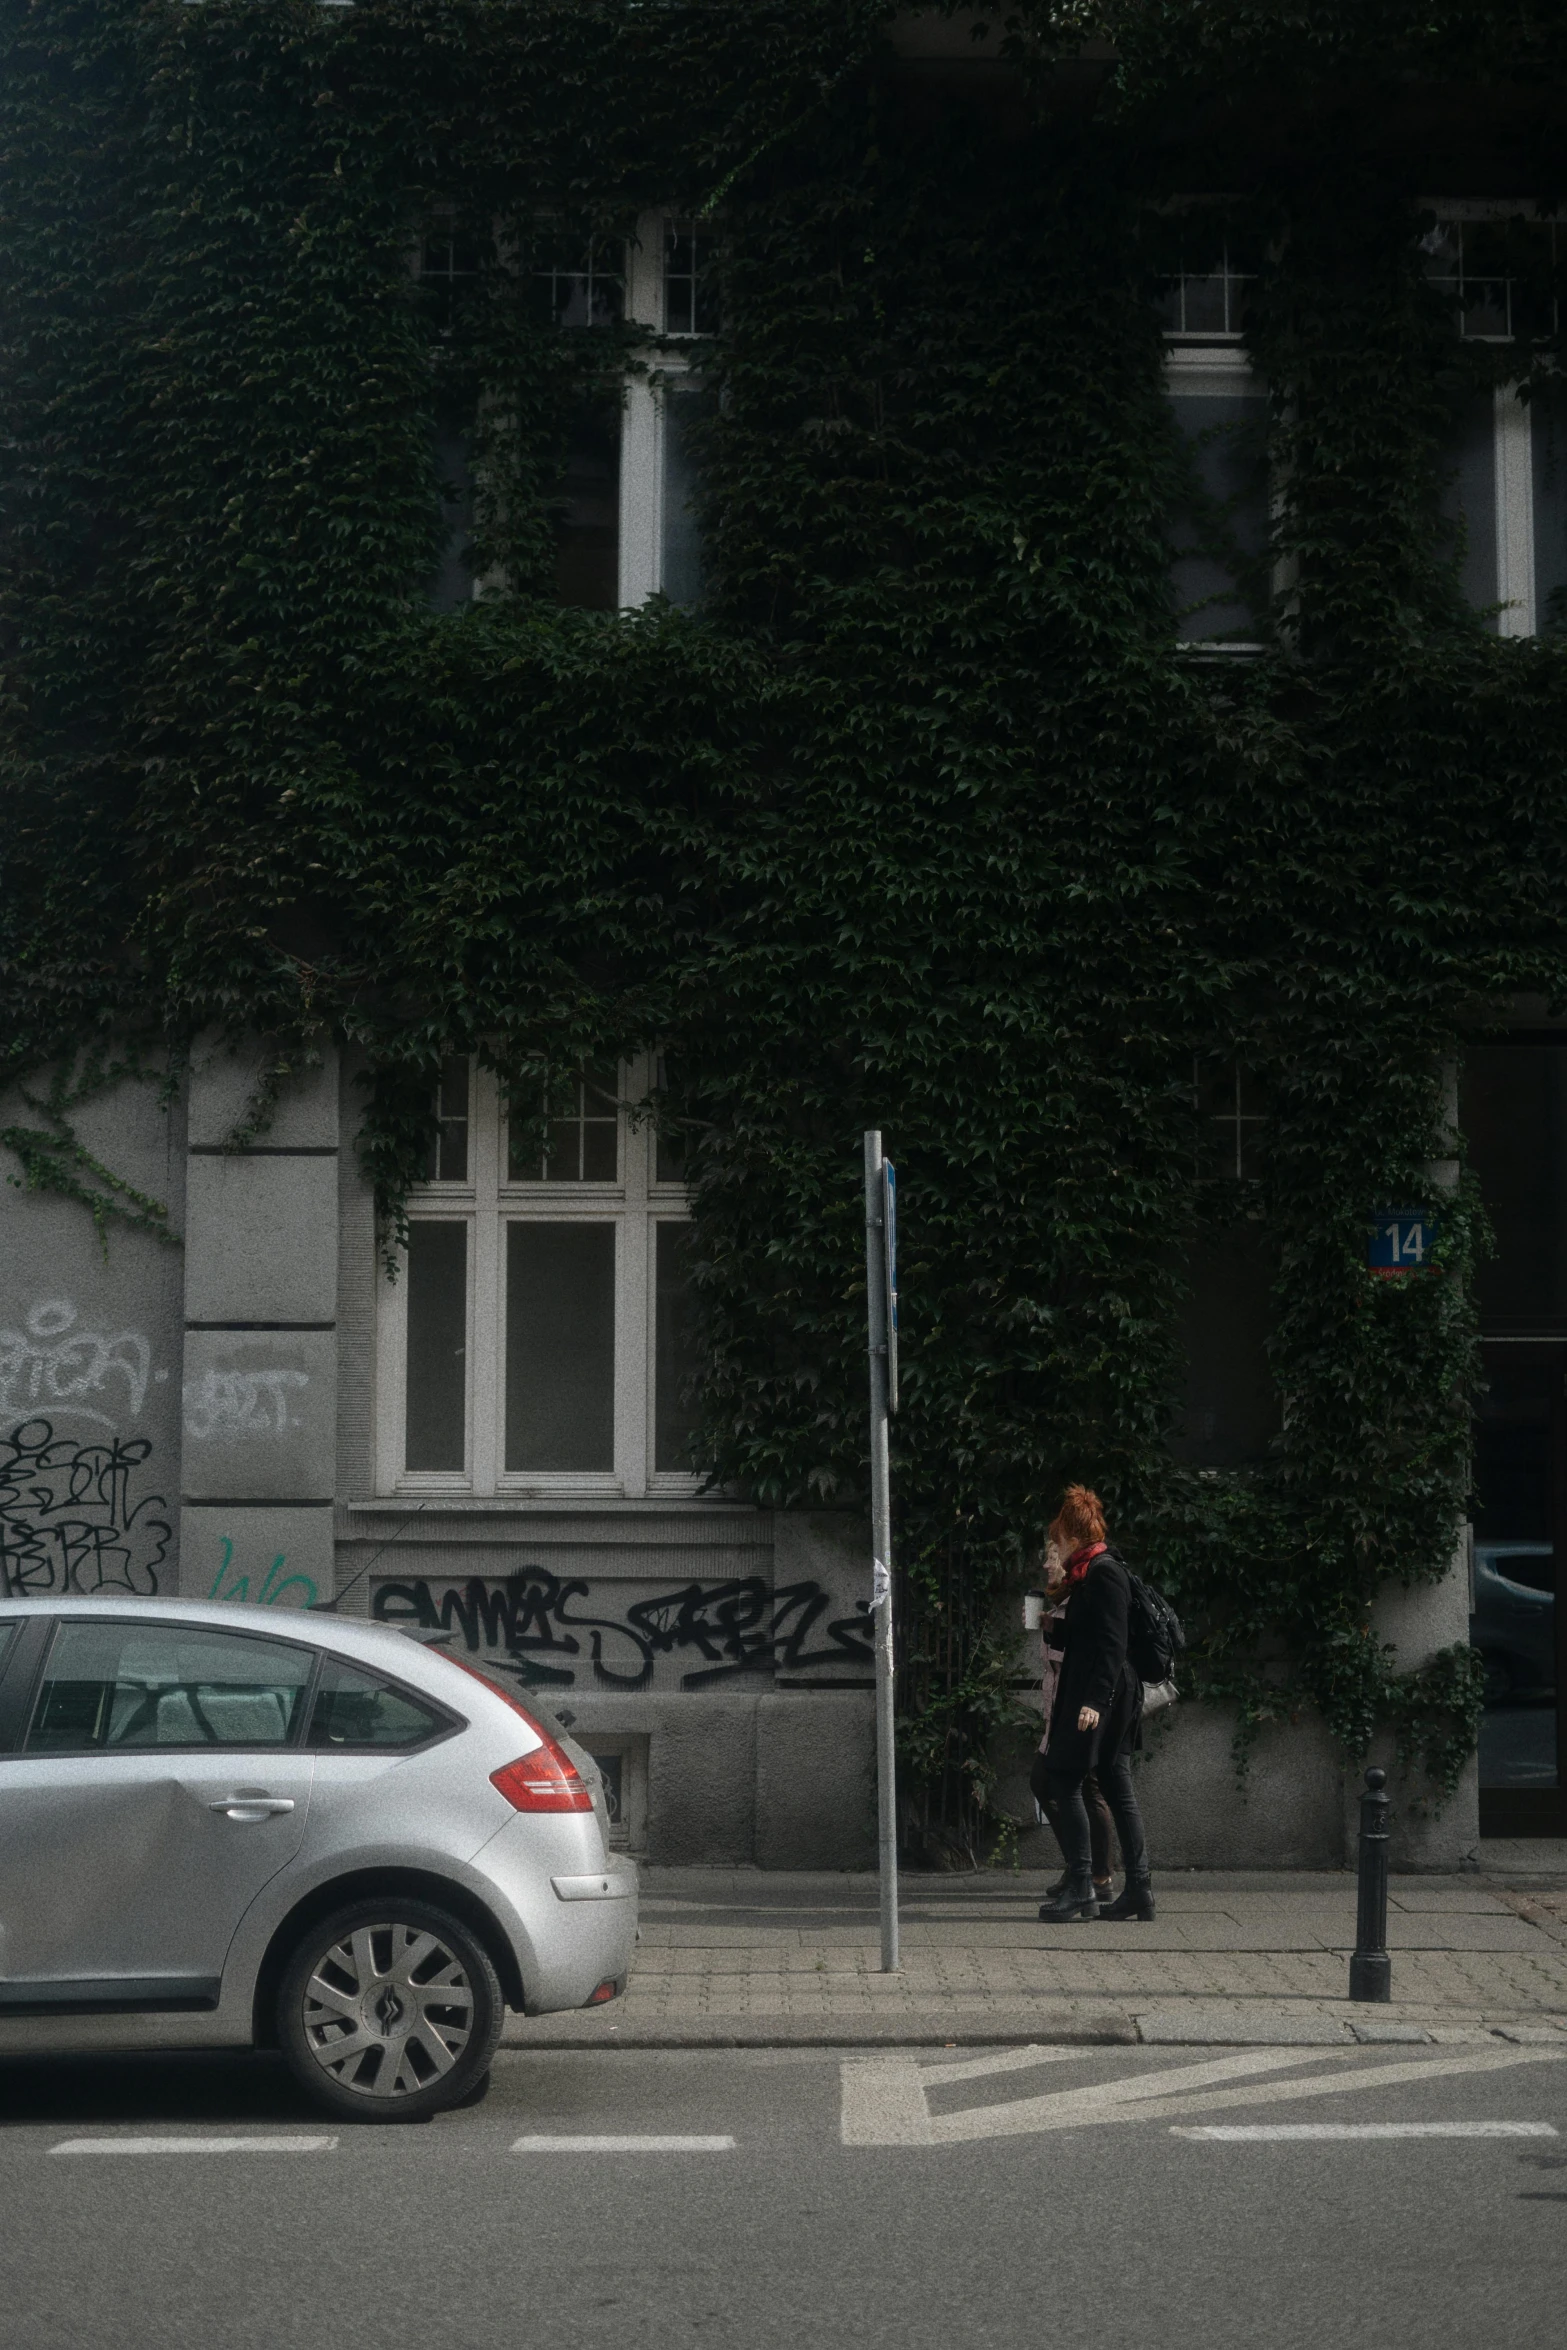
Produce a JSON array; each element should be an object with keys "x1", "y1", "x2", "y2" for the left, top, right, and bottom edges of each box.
[
  {"x1": 511, "y1": 2134, "x2": 735, "y2": 2154},
  {"x1": 50, "y1": 2135, "x2": 337, "y2": 2157},
  {"x1": 1174, "y1": 2122, "x2": 1559, "y2": 2141}
]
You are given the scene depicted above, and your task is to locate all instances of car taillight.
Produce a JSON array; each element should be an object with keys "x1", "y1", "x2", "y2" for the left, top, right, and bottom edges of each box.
[{"x1": 491, "y1": 1737, "x2": 594, "y2": 1814}]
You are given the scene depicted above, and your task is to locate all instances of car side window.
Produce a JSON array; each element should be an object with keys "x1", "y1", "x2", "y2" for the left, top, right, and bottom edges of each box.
[
  {"x1": 0, "y1": 1623, "x2": 17, "y2": 1674},
  {"x1": 306, "y1": 1657, "x2": 445, "y2": 1750},
  {"x1": 26, "y1": 1622, "x2": 314, "y2": 1751}
]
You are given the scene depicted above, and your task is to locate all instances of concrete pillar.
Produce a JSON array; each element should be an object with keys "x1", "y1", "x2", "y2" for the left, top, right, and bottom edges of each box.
[{"x1": 178, "y1": 1041, "x2": 339, "y2": 1610}]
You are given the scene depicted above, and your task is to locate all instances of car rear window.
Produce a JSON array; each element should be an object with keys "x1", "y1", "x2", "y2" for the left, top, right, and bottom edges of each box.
[
  {"x1": 306, "y1": 1656, "x2": 445, "y2": 1749},
  {"x1": 27, "y1": 1621, "x2": 314, "y2": 1750}
]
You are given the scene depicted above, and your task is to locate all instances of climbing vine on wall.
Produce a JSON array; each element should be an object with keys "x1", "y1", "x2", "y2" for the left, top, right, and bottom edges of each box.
[{"x1": 6, "y1": 0, "x2": 1566, "y2": 1842}]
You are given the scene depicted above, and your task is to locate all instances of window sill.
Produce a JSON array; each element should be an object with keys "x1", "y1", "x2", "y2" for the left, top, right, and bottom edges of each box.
[{"x1": 348, "y1": 1489, "x2": 743, "y2": 1514}]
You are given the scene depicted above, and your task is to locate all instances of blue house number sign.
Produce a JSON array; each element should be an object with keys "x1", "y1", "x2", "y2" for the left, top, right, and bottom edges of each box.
[{"x1": 1367, "y1": 1210, "x2": 1441, "y2": 1273}]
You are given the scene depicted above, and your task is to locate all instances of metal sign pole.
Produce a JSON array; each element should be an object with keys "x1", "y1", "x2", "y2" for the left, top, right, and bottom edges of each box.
[{"x1": 863, "y1": 1130, "x2": 900, "y2": 1973}]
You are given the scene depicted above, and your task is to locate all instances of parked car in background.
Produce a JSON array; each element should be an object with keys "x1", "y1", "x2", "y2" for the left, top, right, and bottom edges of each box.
[
  {"x1": 0, "y1": 1600, "x2": 637, "y2": 2120},
  {"x1": 1470, "y1": 1542, "x2": 1557, "y2": 1706}
]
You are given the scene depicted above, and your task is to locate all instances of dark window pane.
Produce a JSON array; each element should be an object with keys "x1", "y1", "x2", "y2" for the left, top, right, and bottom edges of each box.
[
  {"x1": 423, "y1": 1056, "x2": 470, "y2": 1182},
  {"x1": 1169, "y1": 395, "x2": 1269, "y2": 642},
  {"x1": 308, "y1": 1657, "x2": 443, "y2": 1749},
  {"x1": 529, "y1": 234, "x2": 625, "y2": 330},
  {"x1": 28, "y1": 1623, "x2": 312, "y2": 1751},
  {"x1": 1461, "y1": 1047, "x2": 1567, "y2": 1329},
  {"x1": 662, "y1": 385, "x2": 714, "y2": 609},
  {"x1": 1194, "y1": 1059, "x2": 1268, "y2": 1181},
  {"x1": 511, "y1": 1072, "x2": 618, "y2": 1182},
  {"x1": 0, "y1": 1623, "x2": 15, "y2": 1676},
  {"x1": 654, "y1": 1222, "x2": 701, "y2": 1473},
  {"x1": 1471, "y1": 1352, "x2": 1558, "y2": 1789},
  {"x1": 1171, "y1": 1226, "x2": 1279, "y2": 1469},
  {"x1": 1441, "y1": 393, "x2": 1498, "y2": 620},
  {"x1": 406, "y1": 1222, "x2": 468, "y2": 1471},
  {"x1": 663, "y1": 224, "x2": 719, "y2": 337},
  {"x1": 1182, "y1": 274, "x2": 1228, "y2": 334},
  {"x1": 506, "y1": 1223, "x2": 615, "y2": 1471},
  {"x1": 1534, "y1": 392, "x2": 1567, "y2": 633},
  {"x1": 429, "y1": 426, "x2": 475, "y2": 613},
  {"x1": 554, "y1": 400, "x2": 620, "y2": 609},
  {"x1": 418, "y1": 228, "x2": 480, "y2": 338},
  {"x1": 655, "y1": 1124, "x2": 686, "y2": 1184}
]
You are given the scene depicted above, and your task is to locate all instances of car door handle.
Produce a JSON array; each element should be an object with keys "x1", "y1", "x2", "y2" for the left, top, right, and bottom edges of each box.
[{"x1": 208, "y1": 1796, "x2": 295, "y2": 1817}]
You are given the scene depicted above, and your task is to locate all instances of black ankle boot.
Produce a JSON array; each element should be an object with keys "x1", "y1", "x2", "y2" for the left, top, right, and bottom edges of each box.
[
  {"x1": 1043, "y1": 1872, "x2": 1069, "y2": 1899},
  {"x1": 1098, "y1": 1880, "x2": 1155, "y2": 1922},
  {"x1": 1037, "y1": 1874, "x2": 1099, "y2": 1923}
]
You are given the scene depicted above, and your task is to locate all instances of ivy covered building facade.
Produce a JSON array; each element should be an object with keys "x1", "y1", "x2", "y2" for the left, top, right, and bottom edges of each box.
[{"x1": 6, "y1": 3, "x2": 1567, "y2": 1871}]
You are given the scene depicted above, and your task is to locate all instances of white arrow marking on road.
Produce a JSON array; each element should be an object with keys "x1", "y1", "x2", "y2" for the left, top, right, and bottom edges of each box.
[
  {"x1": 929, "y1": 2044, "x2": 1567, "y2": 2144},
  {"x1": 842, "y1": 2046, "x2": 1351, "y2": 2147},
  {"x1": 1174, "y1": 2122, "x2": 1559, "y2": 2140},
  {"x1": 511, "y1": 2135, "x2": 735, "y2": 2153},
  {"x1": 841, "y1": 2044, "x2": 1567, "y2": 2146},
  {"x1": 50, "y1": 2136, "x2": 337, "y2": 2156}
]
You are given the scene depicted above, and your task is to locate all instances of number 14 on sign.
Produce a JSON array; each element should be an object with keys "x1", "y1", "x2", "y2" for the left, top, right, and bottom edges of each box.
[{"x1": 1366, "y1": 1211, "x2": 1440, "y2": 1273}]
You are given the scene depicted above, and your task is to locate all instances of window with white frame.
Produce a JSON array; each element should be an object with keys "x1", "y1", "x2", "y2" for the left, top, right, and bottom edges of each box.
[
  {"x1": 1156, "y1": 227, "x2": 1260, "y2": 343},
  {"x1": 1423, "y1": 206, "x2": 1567, "y2": 636},
  {"x1": 1166, "y1": 351, "x2": 1271, "y2": 647},
  {"x1": 1154, "y1": 210, "x2": 1271, "y2": 649},
  {"x1": 411, "y1": 210, "x2": 715, "y2": 614},
  {"x1": 379, "y1": 1053, "x2": 701, "y2": 1495}
]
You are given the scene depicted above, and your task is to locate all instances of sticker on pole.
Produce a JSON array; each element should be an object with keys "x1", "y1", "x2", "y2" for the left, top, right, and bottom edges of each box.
[
  {"x1": 883, "y1": 1160, "x2": 898, "y2": 1414},
  {"x1": 871, "y1": 1558, "x2": 891, "y2": 1611}
]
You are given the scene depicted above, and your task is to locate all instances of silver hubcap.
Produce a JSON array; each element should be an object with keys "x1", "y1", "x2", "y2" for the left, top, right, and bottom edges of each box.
[{"x1": 300, "y1": 1924, "x2": 476, "y2": 2099}]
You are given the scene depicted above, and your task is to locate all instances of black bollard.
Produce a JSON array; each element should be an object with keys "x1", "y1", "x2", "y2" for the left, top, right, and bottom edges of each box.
[{"x1": 1348, "y1": 1766, "x2": 1392, "y2": 2003}]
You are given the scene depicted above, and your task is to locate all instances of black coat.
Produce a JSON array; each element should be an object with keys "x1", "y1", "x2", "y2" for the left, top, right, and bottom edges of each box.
[{"x1": 1043, "y1": 1547, "x2": 1142, "y2": 1777}]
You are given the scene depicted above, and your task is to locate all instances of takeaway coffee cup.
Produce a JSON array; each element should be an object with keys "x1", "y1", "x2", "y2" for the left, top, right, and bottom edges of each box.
[{"x1": 1022, "y1": 1589, "x2": 1047, "y2": 1632}]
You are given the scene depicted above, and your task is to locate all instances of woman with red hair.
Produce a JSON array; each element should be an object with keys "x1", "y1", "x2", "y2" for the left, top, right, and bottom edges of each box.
[{"x1": 1035, "y1": 1485, "x2": 1154, "y2": 1924}]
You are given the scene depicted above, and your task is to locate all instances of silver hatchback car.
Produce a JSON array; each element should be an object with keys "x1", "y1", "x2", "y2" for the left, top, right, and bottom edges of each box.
[{"x1": 0, "y1": 1599, "x2": 637, "y2": 2121}]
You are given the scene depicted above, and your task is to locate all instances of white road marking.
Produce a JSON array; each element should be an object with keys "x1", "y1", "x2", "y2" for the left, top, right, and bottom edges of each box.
[
  {"x1": 510, "y1": 2135, "x2": 735, "y2": 2154},
  {"x1": 916, "y1": 2045, "x2": 1098, "y2": 2088},
  {"x1": 841, "y1": 2060, "x2": 937, "y2": 2147},
  {"x1": 841, "y1": 2041, "x2": 1567, "y2": 2146},
  {"x1": 1174, "y1": 2122, "x2": 1560, "y2": 2141},
  {"x1": 50, "y1": 2136, "x2": 337, "y2": 2157},
  {"x1": 842, "y1": 2046, "x2": 1346, "y2": 2148}
]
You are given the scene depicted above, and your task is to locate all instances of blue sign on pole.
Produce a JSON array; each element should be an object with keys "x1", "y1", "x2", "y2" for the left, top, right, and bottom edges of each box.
[{"x1": 1367, "y1": 1210, "x2": 1441, "y2": 1273}]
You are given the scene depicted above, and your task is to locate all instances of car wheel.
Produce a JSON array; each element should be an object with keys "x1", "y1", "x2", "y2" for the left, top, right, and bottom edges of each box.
[{"x1": 277, "y1": 1899, "x2": 503, "y2": 2123}]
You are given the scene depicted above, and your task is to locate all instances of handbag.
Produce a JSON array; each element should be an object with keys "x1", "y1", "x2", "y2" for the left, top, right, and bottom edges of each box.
[{"x1": 1140, "y1": 1677, "x2": 1179, "y2": 1717}]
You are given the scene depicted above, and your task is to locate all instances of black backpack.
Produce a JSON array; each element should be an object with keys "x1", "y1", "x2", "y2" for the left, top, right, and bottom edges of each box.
[{"x1": 1124, "y1": 1568, "x2": 1185, "y2": 1684}]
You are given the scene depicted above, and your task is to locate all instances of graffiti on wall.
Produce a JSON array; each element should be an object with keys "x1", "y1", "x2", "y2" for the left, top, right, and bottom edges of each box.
[
  {"x1": 372, "y1": 1567, "x2": 875, "y2": 1691},
  {"x1": 0, "y1": 1417, "x2": 171, "y2": 1597},
  {"x1": 0, "y1": 1301, "x2": 155, "y2": 1430},
  {"x1": 183, "y1": 1368, "x2": 309, "y2": 1441},
  {"x1": 205, "y1": 1533, "x2": 317, "y2": 1611}
]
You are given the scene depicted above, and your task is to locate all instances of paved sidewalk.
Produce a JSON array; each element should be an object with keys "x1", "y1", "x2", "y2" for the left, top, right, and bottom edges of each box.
[{"x1": 507, "y1": 1849, "x2": 1567, "y2": 2050}]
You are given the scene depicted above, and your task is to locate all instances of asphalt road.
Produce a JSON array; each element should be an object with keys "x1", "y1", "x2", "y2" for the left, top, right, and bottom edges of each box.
[{"x1": 0, "y1": 2039, "x2": 1562, "y2": 2350}]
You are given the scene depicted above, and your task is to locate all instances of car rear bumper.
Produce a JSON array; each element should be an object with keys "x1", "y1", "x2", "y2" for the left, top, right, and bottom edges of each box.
[{"x1": 473, "y1": 1830, "x2": 639, "y2": 2014}]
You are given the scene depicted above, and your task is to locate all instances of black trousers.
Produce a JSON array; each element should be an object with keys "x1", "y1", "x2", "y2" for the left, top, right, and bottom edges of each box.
[
  {"x1": 1030, "y1": 1753, "x2": 1116, "y2": 1880},
  {"x1": 1039, "y1": 1747, "x2": 1149, "y2": 1887}
]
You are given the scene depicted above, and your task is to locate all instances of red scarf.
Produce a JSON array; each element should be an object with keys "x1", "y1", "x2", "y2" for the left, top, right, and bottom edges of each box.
[{"x1": 1063, "y1": 1540, "x2": 1107, "y2": 1588}]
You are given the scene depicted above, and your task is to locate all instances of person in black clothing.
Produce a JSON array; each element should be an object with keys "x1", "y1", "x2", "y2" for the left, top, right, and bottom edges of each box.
[
  {"x1": 1036, "y1": 1484, "x2": 1155, "y2": 1925},
  {"x1": 1027, "y1": 1541, "x2": 1118, "y2": 1909}
]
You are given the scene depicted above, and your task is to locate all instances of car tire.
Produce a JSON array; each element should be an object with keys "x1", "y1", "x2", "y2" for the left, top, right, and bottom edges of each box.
[{"x1": 276, "y1": 1898, "x2": 504, "y2": 2124}]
